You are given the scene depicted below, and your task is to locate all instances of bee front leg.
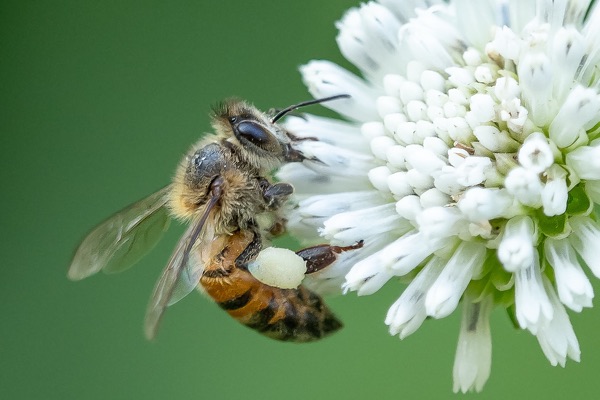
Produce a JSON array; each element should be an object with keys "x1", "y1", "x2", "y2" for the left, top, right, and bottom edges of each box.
[
  {"x1": 297, "y1": 241, "x2": 364, "y2": 274},
  {"x1": 259, "y1": 179, "x2": 294, "y2": 210},
  {"x1": 256, "y1": 178, "x2": 293, "y2": 237}
]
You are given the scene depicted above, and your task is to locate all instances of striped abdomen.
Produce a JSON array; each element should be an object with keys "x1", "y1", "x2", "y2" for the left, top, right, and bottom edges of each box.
[{"x1": 199, "y1": 231, "x2": 342, "y2": 342}]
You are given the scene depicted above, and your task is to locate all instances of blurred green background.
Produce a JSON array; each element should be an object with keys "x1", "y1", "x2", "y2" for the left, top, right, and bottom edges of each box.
[{"x1": 3, "y1": 1, "x2": 600, "y2": 399}]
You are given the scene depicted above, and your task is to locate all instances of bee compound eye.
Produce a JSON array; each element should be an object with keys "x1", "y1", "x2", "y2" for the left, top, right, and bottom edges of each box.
[{"x1": 236, "y1": 121, "x2": 270, "y2": 147}]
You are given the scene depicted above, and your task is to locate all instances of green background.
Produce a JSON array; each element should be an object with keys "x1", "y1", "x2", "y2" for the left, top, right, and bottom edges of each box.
[{"x1": 3, "y1": 1, "x2": 600, "y2": 398}]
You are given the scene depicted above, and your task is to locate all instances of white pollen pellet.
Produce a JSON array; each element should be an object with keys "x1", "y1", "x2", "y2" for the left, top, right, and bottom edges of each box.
[{"x1": 248, "y1": 247, "x2": 307, "y2": 289}]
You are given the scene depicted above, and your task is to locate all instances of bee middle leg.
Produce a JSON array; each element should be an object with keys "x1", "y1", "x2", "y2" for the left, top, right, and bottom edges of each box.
[
  {"x1": 297, "y1": 241, "x2": 364, "y2": 274},
  {"x1": 234, "y1": 228, "x2": 263, "y2": 270}
]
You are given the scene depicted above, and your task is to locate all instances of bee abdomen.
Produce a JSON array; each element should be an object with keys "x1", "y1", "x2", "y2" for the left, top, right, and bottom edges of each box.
[
  {"x1": 208, "y1": 274, "x2": 342, "y2": 342},
  {"x1": 271, "y1": 287, "x2": 343, "y2": 342}
]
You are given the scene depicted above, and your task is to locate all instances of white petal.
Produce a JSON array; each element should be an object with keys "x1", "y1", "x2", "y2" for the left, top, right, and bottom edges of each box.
[
  {"x1": 420, "y1": 70, "x2": 445, "y2": 92},
  {"x1": 394, "y1": 120, "x2": 418, "y2": 144},
  {"x1": 377, "y1": 95, "x2": 402, "y2": 118},
  {"x1": 517, "y1": 50, "x2": 556, "y2": 127},
  {"x1": 586, "y1": 179, "x2": 600, "y2": 203},
  {"x1": 300, "y1": 60, "x2": 380, "y2": 121},
  {"x1": 378, "y1": 0, "x2": 440, "y2": 22},
  {"x1": 388, "y1": 171, "x2": 414, "y2": 197},
  {"x1": 395, "y1": 195, "x2": 423, "y2": 221},
  {"x1": 358, "y1": 2, "x2": 403, "y2": 74},
  {"x1": 541, "y1": 165, "x2": 568, "y2": 216},
  {"x1": 423, "y1": 136, "x2": 450, "y2": 157},
  {"x1": 452, "y1": 295, "x2": 493, "y2": 393},
  {"x1": 550, "y1": 27, "x2": 586, "y2": 104},
  {"x1": 297, "y1": 190, "x2": 388, "y2": 221},
  {"x1": 425, "y1": 241, "x2": 487, "y2": 319},
  {"x1": 405, "y1": 168, "x2": 434, "y2": 191},
  {"x1": 386, "y1": 257, "x2": 445, "y2": 339},
  {"x1": 536, "y1": 277, "x2": 581, "y2": 367},
  {"x1": 488, "y1": 25, "x2": 522, "y2": 61},
  {"x1": 386, "y1": 145, "x2": 407, "y2": 168},
  {"x1": 370, "y1": 135, "x2": 397, "y2": 161},
  {"x1": 336, "y1": 4, "x2": 403, "y2": 79},
  {"x1": 380, "y1": 232, "x2": 454, "y2": 275},
  {"x1": 458, "y1": 187, "x2": 513, "y2": 221},
  {"x1": 514, "y1": 252, "x2": 553, "y2": 334},
  {"x1": 566, "y1": 141, "x2": 600, "y2": 180},
  {"x1": 544, "y1": 238, "x2": 594, "y2": 312},
  {"x1": 383, "y1": 74, "x2": 405, "y2": 97},
  {"x1": 569, "y1": 216, "x2": 600, "y2": 278},
  {"x1": 581, "y1": 1, "x2": 600, "y2": 81},
  {"x1": 362, "y1": 120, "x2": 387, "y2": 140},
  {"x1": 494, "y1": 76, "x2": 521, "y2": 101},
  {"x1": 404, "y1": 144, "x2": 447, "y2": 174},
  {"x1": 296, "y1": 140, "x2": 375, "y2": 178},
  {"x1": 445, "y1": 117, "x2": 475, "y2": 144},
  {"x1": 448, "y1": 87, "x2": 470, "y2": 106},
  {"x1": 498, "y1": 215, "x2": 536, "y2": 272},
  {"x1": 474, "y1": 64, "x2": 497, "y2": 84},
  {"x1": 434, "y1": 166, "x2": 466, "y2": 195},
  {"x1": 518, "y1": 132, "x2": 554, "y2": 173},
  {"x1": 462, "y1": 47, "x2": 482, "y2": 66},
  {"x1": 416, "y1": 206, "x2": 464, "y2": 240},
  {"x1": 344, "y1": 252, "x2": 393, "y2": 296},
  {"x1": 469, "y1": 93, "x2": 496, "y2": 123},
  {"x1": 369, "y1": 166, "x2": 393, "y2": 192},
  {"x1": 277, "y1": 163, "x2": 372, "y2": 195},
  {"x1": 549, "y1": 86, "x2": 600, "y2": 149},
  {"x1": 401, "y1": 21, "x2": 455, "y2": 71},
  {"x1": 446, "y1": 66, "x2": 475, "y2": 87},
  {"x1": 504, "y1": 167, "x2": 543, "y2": 207},
  {"x1": 284, "y1": 114, "x2": 367, "y2": 152},
  {"x1": 419, "y1": 187, "x2": 451, "y2": 208},
  {"x1": 322, "y1": 204, "x2": 409, "y2": 243},
  {"x1": 473, "y1": 125, "x2": 520, "y2": 152},
  {"x1": 454, "y1": 156, "x2": 493, "y2": 186},
  {"x1": 406, "y1": 100, "x2": 428, "y2": 122},
  {"x1": 504, "y1": 1, "x2": 537, "y2": 33}
]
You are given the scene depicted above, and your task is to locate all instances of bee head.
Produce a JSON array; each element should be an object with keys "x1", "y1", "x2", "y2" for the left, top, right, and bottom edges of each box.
[
  {"x1": 211, "y1": 99, "x2": 292, "y2": 172},
  {"x1": 211, "y1": 95, "x2": 350, "y2": 172}
]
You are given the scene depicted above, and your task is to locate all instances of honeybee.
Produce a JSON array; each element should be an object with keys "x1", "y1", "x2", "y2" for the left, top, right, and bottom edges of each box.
[{"x1": 68, "y1": 94, "x2": 363, "y2": 342}]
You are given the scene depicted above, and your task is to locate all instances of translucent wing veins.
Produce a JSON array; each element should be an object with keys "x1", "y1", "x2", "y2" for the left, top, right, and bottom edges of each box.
[{"x1": 68, "y1": 186, "x2": 171, "y2": 281}]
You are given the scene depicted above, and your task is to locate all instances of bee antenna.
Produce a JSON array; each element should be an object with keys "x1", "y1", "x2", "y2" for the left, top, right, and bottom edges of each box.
[{"x1": 270, "y1": 94, "x2": 350, "y2": 123}]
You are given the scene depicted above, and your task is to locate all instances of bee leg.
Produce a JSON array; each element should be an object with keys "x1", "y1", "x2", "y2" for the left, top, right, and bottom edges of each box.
[
  {"x1": 234, "y1": 228, "x2": 263, "y2": 270},
  {"x1": 267, "y1": 217, "x2": 287, "y2": 237},
  {"x1": 297, "y1": 241, "x2": 364, "y2": 274},
  {"x1": 286, "y1": 130, "x2": 317, "y2": 142},
  {"x1": 260, "y1": 179, "x2": 294, "y2": 210}
]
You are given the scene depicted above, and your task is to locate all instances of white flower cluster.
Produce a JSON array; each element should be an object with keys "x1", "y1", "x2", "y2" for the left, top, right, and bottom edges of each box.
[{"x1": 277, "y1": 0, "x2": 600, "y2": 392}]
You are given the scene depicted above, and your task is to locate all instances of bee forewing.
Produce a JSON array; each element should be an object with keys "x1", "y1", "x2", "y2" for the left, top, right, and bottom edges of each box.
[
  {"x1": 67, "y1": 186, "x2": 171, "y2": 281},
  {"x1": 144, "y1": 216, "x2": 206, "y2": 340}
]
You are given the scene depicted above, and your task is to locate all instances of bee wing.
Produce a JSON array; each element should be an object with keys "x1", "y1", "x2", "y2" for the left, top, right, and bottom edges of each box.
[
  {"x1": 144, "y1": 185, "x2": 222, "y2": 340},
  {"x1": 168, "y1": 251, "x2": 204, "y2": 307},
  {"x1": 68, "y1": 186, "x2": 172, "y2": 281},
  {"x1": 142, "y1": 222, "x2": 202, "y2": 340}
]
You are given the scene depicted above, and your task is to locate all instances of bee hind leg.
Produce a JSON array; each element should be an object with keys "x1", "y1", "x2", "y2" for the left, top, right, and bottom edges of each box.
[{"x1": 297, "y1": 241, "x2": 364, "y2": 274}]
